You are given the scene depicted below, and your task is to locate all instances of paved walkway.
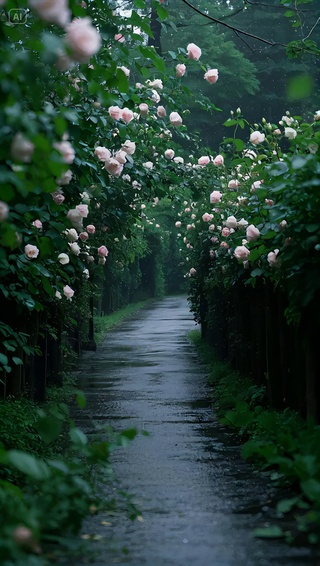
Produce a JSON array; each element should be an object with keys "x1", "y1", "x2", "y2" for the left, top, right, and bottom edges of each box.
[{"x1": 77, "y1": 296, "x2": 318, "y2": 566}]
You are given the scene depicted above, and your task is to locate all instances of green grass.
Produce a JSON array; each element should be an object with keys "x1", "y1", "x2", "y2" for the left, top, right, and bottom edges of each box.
[{"x1": 94, "y1": 300, "x2": 152, "y2": 344}]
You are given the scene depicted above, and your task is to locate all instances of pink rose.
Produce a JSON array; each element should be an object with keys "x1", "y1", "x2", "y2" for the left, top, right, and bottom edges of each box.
[
  {"x1": 165, "y1": 149, "x2": 175, "y2": 160},
  {"x1": 220, "y1": 241, "x2": 229, "y2": 249},
  {"x1": 0, "y1": 201, "x2": 9, "y2": 222},
  {"x1": 24, "y1": 244, "x2": 39, "y2": 259},
  {"x1": 69, "y1": 242, "x2": 81, "y2": 255},
  {"x1": 86, "y1": 224, "x2": 96, "y2": 234},
  {"x1": 210, "y1": 190, "x2": 222, "y2": 204},
  {"x1": 32, "y1": 219, "x2": 42, "y2": 229},
  {"x1": 121, "y1": 140, "x2": 136, "y2": 155},
  {"x1": 222, "y1": 227, "x2": 230, "y2": 237},
  {"x1": 66, "y1": 17, "x2": 101, "y2": 63},
  {"x1": 265, "y1": 199, "x2": 274, "y2": 206},
  {"x1": 11, "y1": 133, "x2": 34, "y2": 163},
  {"x1": 54, "y1": 141, "x2": 75, "y2": 164},
  {"x1": 234, "y1": 245, "x2": 250, "y2": 261},
  {"x1": 121, "y1": 108, "x2": 134, "y2": 123},
  {"x1": 79, "y1": 231, "x2": 89, "y2": 241},
  {"x1": 186, "y1": 224, "x2": 193, "y2": 231},
  {"x1": 98, "y1": 245, "x2": 109, "y2": 257},
  {"x1": 29, "y1": 0, "x2": 71, "y2": 28},
  {"x1": 76, "y1": 204, "x2": 89, "y2": 217},
  {"x1": 66, "y1": 209, "x2": 83, "y2": 230},
  {"x1": 108, "y1": 106, "x2": 122, "y2": 120},
  {"x1": 204, "y1": 69, "x2": 218, "y2": 84},
  {"x1": 202, "y1": 213, "x2": 213, "y2": 222},
  {"x1": 94, "y1": 146, "x2": 111, "y2": 161},
  {"x1": 213, "y1": 154, "x2": 224, "y2": 166},
  {"x1": 176, "y1": 64, "x2": 186, "y2": 78},
  {"x1": 246, "y1": 224, "x2": 260, "y2": 242},
  {"x1": 189, "y1": 267, "x2": 197, "y2": 276},
  {"x1": 52, "y1": 191, "x2": 65, "y2": 205},
  {"x1": 105, "y1": 158, "x2": 123, "y2": 176},
  {"x1": 114, "y1": 33, "x2": 125, "y2": 42},
  {"x1": 63, "y1": 285, "x2": 74, "y2": 299},
  {"x1": 114, "y1": 150, "x2": 127, "y2": 164},
  {"x1": 175, "y1": 221, "x2": 181, "y2": 228},
  {"x1": 250, "y1": 131, "x2": 265, "y2": 144},
  {"x1": 187, "y1": 43, "x2": 201, "y2": 60},
  {"x1": 198, "y1": 156, "x2": 210, "y2": 166},
  {"x1": 228, "y1": 179, "x2": 240, "y2": 190},
  {"x1": 157, "y1": 106, "x2": 166, "y2": 117},
  {"x1": 267, "y1": 249, "x2": 280, "y2": 267},
  {"x1": 251, "y1": 180, "x2": 262, "y2": 192},
  {"x1": 169, "y1": 112, "x2": 183, "y2": 127},
  {"x1": 209, "y1": 224, "x2": 215, "y2": 232},
  {"x1": 139, "y1": 103, "x2": 149, "y2": 116},
  {"x1": 56, "y1": 169, "x2": 73, "y2": 185},
  {"x1": 225, "y1": 216, "x2": 237, "y2": 228}
]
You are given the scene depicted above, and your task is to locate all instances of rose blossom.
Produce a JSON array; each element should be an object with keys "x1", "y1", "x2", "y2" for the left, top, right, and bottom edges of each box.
[
  {"x1": 86, "y1": 224, "x2": 96, "y2": 234},
  {"x1": 225, "y1": 216, "x2": 237, "y2": 229},
  {"x1": 213, "y1": 154, "x2": 224, "y2": 166},
  {"x1": 52, "y1": 191, "x2": 65, "y2": 205},
  {"x1": 76, "y1": 204, "x2": 89, "y2": 217},
  {"x1": 284, "y1": 127, "x2": 297, "y2": 139},
  {"x1": 29, "y1": 0, "x2": 71, "y2": 28},
  {"x1": 56, "y1": 169, "x2": 73, "y2": 185},
  {"x1": 234, "y1": 245, "x2": 250, "y2": 261},
  {"x1": 65, "y1": 228, "x2": 78, "y2": 242},
  {"x1": 108, "y1": 106, "x2": 122, "y2": 120},
  {"x1": 222, "y1": 227, "x2": 230, "y2": 237},
  {"x1": 139, "y1": 103, "x2": 149, "y2": 117},
  {"x1": 228, "y1": 179, "x2": 240, "y2": 190},
  {"x1": 98, "y1": 245, "x2": 109, "y2": 257},
  {"x1": 32, "y1": 219, "x2": 42, "y2": 229},
  {"x1": 175, "y1": 221, "x2": 181, "y2": 228},
  {"x1": 246, "y1": 224, "x2": 260, "y2": 242},
  {"x1": 24, "y1": 244, "x2": 39, "y2": 259},
  {"x1": 198, "y1": 156, "x2": 210, "y2": 166},
  {"x1": 204, "y1": 69, "x2": 218, "y2": 84},
  {"x1": 189, "y1": 267, "x2": 197, "y2": 276},
  {"x1": 69, "y1": 242, "x2": 81, "y2": 255},
  {"x1": 176, "y1": 64, "x2": 186, "y2": 78},
  {"x1": 173, "y1": 156, "x2": 184, "y2": 164},
  {"x1": 250, "y1": 131, "x2": 265, "y2": 144},
  {"x1": 0, "y1": 201, "x2": 9, "y2": 222},
  {"x1": 202, "y1": 213, "x2": 213, "y2": 222},
  {"x1": 105, "y1": 158, "x2": 123, "y2": 176},
  {"x1": 94, "y1": 146, "x2": 111, "y2": 161},
  {"x1": 146, "y1": 79, "x2": 163, "y2": 90},
  {"x1": 65, "y1": 17, "x2": 101, "y2": 63},
  {"x1": 79, "y1": 231, "x2": 89, "y2": 241},
  {"x1": 165, "y1": 149, "x2": 175, "y2": 160},
  {"x1": 121, "y1": 108, "x2": 134, "y2": 123},
  {"x1": 157, "y1": 106, "x2": 166, "y2": 117},
  {"x1": 58, "y1": 253, "x2": 69, "y2": 265},
  {"x1": 63, "y1": 285, "x2": 74, "y2": 299},
  {"x1": 143, "y1": 161, "x2": 153, "y2": 170},
  {"x1": 114, "y1": 150, "x2": 127, "y2": 164},
  {"x1": 114, "y1": 33, "x2": 125, "y2": 42},
  {"x1": 187, "y1": 43, "x2": 201, "y2": 60},
  {"x1": 267, "y1": 249, "x2": 280, "y2": 267},
  {"x1": 66, "y1": 209, "x2": 83, "y2": 230},
  {"x1": 121, "y1": 140, "x2": 136, "y2": 155},
  {"x1": 209, "y1": 224, "x2": 215, "y2": 232},
  {"x1": 169, "y1": 112, "x2": 183, "y2": 127},
  {"x1": 11, "y1": 133, "x2": 34, "y2": 163},
  {"x1": 210, "y1": 190, "x2": 222, "y2": 203},
  {"x1": 54, "y1": 141, "x2": 75, "y2": 164},
  {"x1": 251, "y1": 180, "x2": 262, "y2": 191}
]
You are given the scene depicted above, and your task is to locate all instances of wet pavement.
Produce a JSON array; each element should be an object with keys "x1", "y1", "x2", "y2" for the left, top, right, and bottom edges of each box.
[{"x1": 76, "y1": 296, "x2": 319, "y2": 566}]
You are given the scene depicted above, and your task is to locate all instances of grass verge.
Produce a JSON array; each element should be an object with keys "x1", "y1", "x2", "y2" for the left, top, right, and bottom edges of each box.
[
  {"x1": 188, "y1": 329, "x2": 320, "y2": 546},
  {"x1": 94, "y1": 300, "x2": 153, "y2": 344}
]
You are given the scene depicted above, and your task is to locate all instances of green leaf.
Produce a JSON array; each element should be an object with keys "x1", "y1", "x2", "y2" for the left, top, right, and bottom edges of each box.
[
  {"x1": 75, "y1": 390, "x2": 87, "y2": 409},
  {"x1": 12, "y1": 357, "x2": 23, "y2": 365},
  {"x1": 7, "y1": 450, "x2": 50, "y2": 480},
  {"x1": 254, "y1": 526, "x2": 284, "y2": 539},
  {"x1": 287, "y1": 74, "x2": 313, "y2": 100},
  {"x1": 36, "y1": 416, "x2": 63, "y2": 445},
  {"x1": 0, "y1": 353, "x2": 9, "y2": 366},
  {"x1": 70, "y1": 427, "x2": 88, "y2": 446}
]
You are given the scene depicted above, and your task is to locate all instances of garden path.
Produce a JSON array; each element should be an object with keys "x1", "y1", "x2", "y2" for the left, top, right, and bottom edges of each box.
[{"x1": 77, "y1": 296, "x2": 318, "y2": 566}]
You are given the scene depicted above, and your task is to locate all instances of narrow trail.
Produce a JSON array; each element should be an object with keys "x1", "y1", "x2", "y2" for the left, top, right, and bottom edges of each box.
[{"x1": 77, "y1": 296, "x2": 318, "y2": 566}]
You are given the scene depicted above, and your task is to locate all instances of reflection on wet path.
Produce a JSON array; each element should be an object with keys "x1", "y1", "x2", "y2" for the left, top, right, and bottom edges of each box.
[{"x1": 77, "y1": 296, "x2": 319, "y2": 565}]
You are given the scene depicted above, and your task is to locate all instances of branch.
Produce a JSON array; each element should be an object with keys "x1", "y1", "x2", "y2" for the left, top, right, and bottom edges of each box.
[
  {"x1": 179, "y1": 0, "x2": 286, "y2": 47},
  {"x1": 244, "y1": 0, "x2": 316, "y2": 12},
  {"x1": 303, "y1": 16, "x2": 320, "y2": 41}
]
